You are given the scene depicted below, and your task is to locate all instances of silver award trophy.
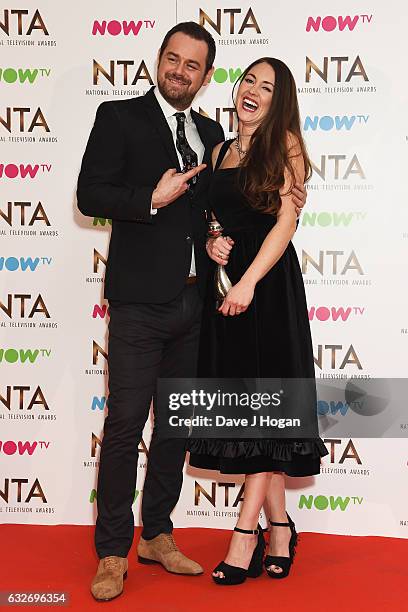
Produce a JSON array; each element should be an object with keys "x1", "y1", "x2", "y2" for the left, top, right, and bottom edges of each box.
[{"x1": 207, "y1": 220, "x2": 232, "y2": 309}]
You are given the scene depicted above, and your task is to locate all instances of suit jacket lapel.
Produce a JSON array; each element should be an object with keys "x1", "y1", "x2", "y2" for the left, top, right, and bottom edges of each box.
[{"x1": 142, "y1": 86, "x2": 182, "y2": 172}]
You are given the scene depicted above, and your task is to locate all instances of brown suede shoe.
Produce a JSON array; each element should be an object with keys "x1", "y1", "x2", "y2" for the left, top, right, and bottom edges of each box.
[
  {"x1": 91, "y1": 556, "x2": 128, "y2": 601},
  {"x1": 137, "y1": 533, "x2": 203, "y2": 575}
]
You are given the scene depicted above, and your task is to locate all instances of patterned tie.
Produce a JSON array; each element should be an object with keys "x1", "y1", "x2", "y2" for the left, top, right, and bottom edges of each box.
[{"x1": 174, "y1": 112, "x2": 199, "y2": 189}]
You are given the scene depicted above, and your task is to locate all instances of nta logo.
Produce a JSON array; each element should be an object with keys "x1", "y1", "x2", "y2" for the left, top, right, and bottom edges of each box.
[
  {"x1": 0, "y1": 478, "x2": 47, "y2": 503},
  {"x1": 93, "y1": 249, "x2": 106, "y2": 273},
  {"x1": 306, "y1": 14, "x2": 373, "y2": 32},
  {"x1": 199, "y1": 7, "x2": 260, "y2": 35},
  {"x1": 0, "y1": 107, "x2": 50, "y2": 132},
  {"x1": 93, "y1": 341, "x2": 107, "y2": 365},
  {"x1": 302, "y1": 250, "x2": 364, "y2": 275},
  {"x1": 0, "y1": 294, "x2": 50, "y2": 318},
  {"x1": 324, "y1": 439, "x2": 362, "y2": 464},
  {"x1": 306, "y1": 56, "x2": 368, "y2": 83},
  {"x1": 314, "y1": 344, "x2": 362, "y2": 370},
  {"x1": 311, "y1": 154, "x2": 365, "y2": 181},
  {"x1": 93, "y1": 60, "x2": 152, "y2": 86},
  {"x1": 0, "y1": 385, "x2": 49, "y2": 411},
  {"x1": 0, "y1": 201, "x2": 51, "y2": 226},
  {"x1": 0, "y1": 9, "x2": 48, "y2": 36},
  {"x1": 195, "y1": 481, "x2": 244, "y2": 506}
]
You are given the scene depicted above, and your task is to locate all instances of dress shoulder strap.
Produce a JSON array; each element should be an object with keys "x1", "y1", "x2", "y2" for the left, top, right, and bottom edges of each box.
[{"x1": 214, "y1": 139, "x2": 234, "y2": 171}]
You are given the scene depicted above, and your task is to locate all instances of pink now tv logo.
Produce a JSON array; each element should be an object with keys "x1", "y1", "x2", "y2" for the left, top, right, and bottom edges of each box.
[
  {"x1": 91, "y1": 19, "x2": 155, "y2": 36},
  {"x1": 306, "y1": 15, "x2": 373, "y2": 32},
  {"x1": 0, "y1": 440, "x2": 49, "y2": 455},
  {"x1": 0, "y1": 163, "x2": 51, "y2": 178},
  {"x1": 308, "y1": 306, "x2": 365, "y2": 322}
]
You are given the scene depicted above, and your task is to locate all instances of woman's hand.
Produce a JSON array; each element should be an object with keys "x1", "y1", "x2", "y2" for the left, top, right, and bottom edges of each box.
[
  {"x1": 292, "y1": 182, "x2": 307, "y2": 217},
  {"x1": 206, "y1": 235, "x2": 234, "y2": 265},
  {"x1": 218, "y1": 279, "x2": 255, "y2": 316}
]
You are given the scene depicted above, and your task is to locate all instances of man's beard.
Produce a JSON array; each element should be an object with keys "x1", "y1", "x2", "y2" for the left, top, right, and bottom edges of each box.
[{"x1": 157, "y1": 71, "x2": 199, "y2": 109}]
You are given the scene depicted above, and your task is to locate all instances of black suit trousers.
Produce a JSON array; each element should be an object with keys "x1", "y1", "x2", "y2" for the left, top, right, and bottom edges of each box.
[{"x1": 95, "y1": 284, "x2": 203, "y2": 558}]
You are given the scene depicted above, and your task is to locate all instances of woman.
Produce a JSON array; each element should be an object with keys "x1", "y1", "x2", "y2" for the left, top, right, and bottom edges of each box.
[{"x1": 187, "y1": 57, "x2": 328, "y2": 585}]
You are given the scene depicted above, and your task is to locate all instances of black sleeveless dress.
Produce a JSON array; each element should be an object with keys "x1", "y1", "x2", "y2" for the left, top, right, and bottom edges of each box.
[{"x1": 188, "y1": 140, "x2": 328, "y2": 476}]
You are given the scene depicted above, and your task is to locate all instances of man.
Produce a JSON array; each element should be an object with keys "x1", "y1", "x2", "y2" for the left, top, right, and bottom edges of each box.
[{"x1": 77, "y1": 21, "x2": 306, "y2": 601}]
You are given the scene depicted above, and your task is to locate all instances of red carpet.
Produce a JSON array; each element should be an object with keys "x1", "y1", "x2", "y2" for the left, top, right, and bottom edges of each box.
[{"x1": 1, "y1": 525, "x2": 406, "y2": 611}]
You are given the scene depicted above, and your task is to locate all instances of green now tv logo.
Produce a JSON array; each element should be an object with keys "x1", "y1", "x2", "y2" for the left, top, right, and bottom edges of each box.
[
  {"x1": 299, "y1": 494, "x2": 363, "y2": 511},
  {"x1": 0, "y1": 68, "x2": 51, "y2": 84},
  {"x1": 93, "y1": 217, "x2": 111, "y2": 226},
  {"x1": 302, "y1": 211, "x2": 366, "y2": 227},
  {"x1": 0, "y1": 347, "x2": 51, "y2": 363},
  {"x1": 211, "y1": 67, "x2": 243, "y2": 84}
]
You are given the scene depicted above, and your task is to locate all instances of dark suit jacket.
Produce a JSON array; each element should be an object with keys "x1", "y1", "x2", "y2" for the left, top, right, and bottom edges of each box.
[{"x1": 77, "y1": 86, "x2": 225, "y2": 303}]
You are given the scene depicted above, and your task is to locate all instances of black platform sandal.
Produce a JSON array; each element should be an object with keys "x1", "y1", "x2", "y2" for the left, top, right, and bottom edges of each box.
[
  {"x1": 264, "y1": 513, "x2": 298, "y2": 579},
  {"x1": 212, "y1": 525, "x2": 265, "y2": 585}
]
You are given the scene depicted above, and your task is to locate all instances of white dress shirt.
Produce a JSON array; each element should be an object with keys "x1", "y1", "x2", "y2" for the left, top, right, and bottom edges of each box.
[{"x1": 151, "y1": 87, "x2": 205, "y2": 277}]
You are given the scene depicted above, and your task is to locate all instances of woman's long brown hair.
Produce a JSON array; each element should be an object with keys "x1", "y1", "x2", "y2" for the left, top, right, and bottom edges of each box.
[{"x1": 233, "y1": 57, "x2": 311, "y2": 214}]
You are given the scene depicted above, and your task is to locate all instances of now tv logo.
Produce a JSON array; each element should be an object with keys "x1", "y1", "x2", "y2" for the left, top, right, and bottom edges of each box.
[
  {"x1": 317, "y1": 400, "x2": 364, "y2": 415},
  {"x1": 0, "y1": 348, "x2": 51, "y2": 364},
  {"x1": 92, "y1": 304, "x2": 109, "y2": 319},
  {"x1": 0, "y1": 67, "x2": 51, "y2": 84},
  {"x1": 0, "y1": 163, "x2": 51, "y2": 179},
  {"x1": 306, "y1": 14, "x2": 373, "y2": 32},
  {"x1": 92, "y1": 19, "x2": 155, "y2": 36},
  {"x1": 299, "y1": 494, "x2": 363, "y2": 511},
  {"x1": 91, "y1": 396, "x2": 106, "y2": 411},
  {"x1": 302, "y1": 212, "x2": 367, "y2": 227},
  {"x1": 0, "y1": 256, "x2": 52, "y2": 271},
  {"x1": 304, "y1": 115, "x2": 369, "y2": 131},
  {"x1": 0, "y1": 440, "x2": 49, "y2": 455},
  {"x1": 308, "y1": 306, "x2": 365, "y2": 322}
]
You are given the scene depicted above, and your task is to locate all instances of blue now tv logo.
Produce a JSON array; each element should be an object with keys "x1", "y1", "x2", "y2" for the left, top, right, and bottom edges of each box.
[
  {"x1": 0, "y1": 256, "x2": 51, "y2": 271},
  {"x1": 91, "y1": 396, "x2": 106, "y2": 411},
  {"x1": 304, "y1": 115, "x2": 369, "y2": 131}
]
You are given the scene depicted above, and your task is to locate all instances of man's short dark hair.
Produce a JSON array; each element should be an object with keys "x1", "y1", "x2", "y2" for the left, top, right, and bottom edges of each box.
[{"x1": 159, "y1": 21, "x2": 216, "y2": 73}]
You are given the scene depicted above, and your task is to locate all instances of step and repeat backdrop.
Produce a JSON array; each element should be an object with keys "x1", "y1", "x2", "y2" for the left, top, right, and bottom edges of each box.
[{"x1": 1, "y1": 0, "x2": 407, "y2": 537}]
